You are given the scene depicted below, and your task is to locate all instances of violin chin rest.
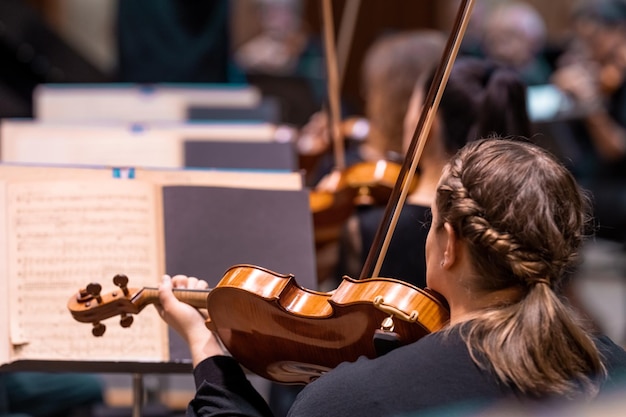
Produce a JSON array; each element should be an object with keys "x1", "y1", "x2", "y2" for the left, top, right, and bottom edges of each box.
[{"x1": 372, "y1": 329, "x2": 401, "y2": 357}]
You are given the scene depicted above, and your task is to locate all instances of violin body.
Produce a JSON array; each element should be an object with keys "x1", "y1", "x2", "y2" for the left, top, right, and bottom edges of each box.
[
  {"x1": 309, "y1": 159, "x2": 419, "y2": 246},
  {"x1": 206, "y1": 264, "x2": 449, "y2": 384},
  {"x1": 309, "y1": 172, "x2": 358, "y2": 246}
]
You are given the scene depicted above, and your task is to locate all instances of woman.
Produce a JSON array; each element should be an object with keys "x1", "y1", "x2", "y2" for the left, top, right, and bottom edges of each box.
[
  {"x1": 301, "y1": 29, "x2": 447, "y2": 186},
  {"x1": 339, "y1": 57, "x2": 531, "y2": 288},
  {"x1": 158, "y1": 138, "x2": 626, "y2": 417}
]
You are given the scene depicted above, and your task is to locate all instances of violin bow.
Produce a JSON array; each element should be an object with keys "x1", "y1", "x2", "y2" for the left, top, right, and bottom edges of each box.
[
  {"x1": 359, "y1": 0, "x2": 476, "y2": 279},
  {"x1": 321, "y1": 0, "x2": 346, "y2": 171},
  {"x1": 337, "y1": 0, "x2": 361, "y2": 90}
]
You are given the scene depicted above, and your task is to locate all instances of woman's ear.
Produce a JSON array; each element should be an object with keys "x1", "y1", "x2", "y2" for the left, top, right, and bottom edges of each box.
[{"x1": 441, "y1": 222, "x2": 457, "y2": 269}]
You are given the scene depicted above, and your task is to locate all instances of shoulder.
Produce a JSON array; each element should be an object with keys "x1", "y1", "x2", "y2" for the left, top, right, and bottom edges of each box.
[
  {"x1": 289, "y1": 328, "x2": 503, "y2": 417},
  {"x1": 322, "y1": 329, "x2": 462, "y2": 377}
]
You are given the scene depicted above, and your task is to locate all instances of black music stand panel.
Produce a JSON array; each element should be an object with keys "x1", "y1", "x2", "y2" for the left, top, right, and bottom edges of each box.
[
  {"x1": 161, "y1": 186, "x2": 317, "y2": 360},
  {"x1": 187, "y1": 97, "x2": 281, "y2": 123},
  {"x1": 184, "y1": 141, "x2": 297, "y2": 171}
]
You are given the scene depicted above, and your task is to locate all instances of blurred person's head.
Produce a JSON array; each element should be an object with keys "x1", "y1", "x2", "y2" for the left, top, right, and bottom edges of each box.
[
  {"x1": 482, "y1": 2, "x2": 547, "y2": 69},
  {"x1": 361, "y1": 30, "x2": 446, "y2": 157},
  {"x1": 257, "y1": 0, "x2": 304, "y2": 38},
  {"x1": 403, "y1": 57, "x2": 531, "y2": 159}
]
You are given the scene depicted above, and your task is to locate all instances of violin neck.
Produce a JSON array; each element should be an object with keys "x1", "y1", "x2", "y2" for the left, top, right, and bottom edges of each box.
[{"x1": 139, "y1": 287, "x2": 209, "y2": 310}]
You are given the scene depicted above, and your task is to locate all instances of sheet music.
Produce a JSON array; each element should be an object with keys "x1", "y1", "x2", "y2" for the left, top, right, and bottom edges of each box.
[
  {"x1": 4, "y1": 180, "x2": 168, "y2": 363},
  {"x1": 0, "y1": 184, "x2": 8, "y2": 364}
]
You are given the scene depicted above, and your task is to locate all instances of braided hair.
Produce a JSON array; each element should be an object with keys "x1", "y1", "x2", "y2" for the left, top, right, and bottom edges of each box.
[{"x1": 436, "y1": 138, "x2": 606, "y2": 399}]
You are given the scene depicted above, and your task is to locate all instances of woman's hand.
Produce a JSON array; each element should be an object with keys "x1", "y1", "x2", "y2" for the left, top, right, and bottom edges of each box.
[
  {"x1": 297, "y1": 111, "x2": 370, "y2": 156},
  {"x1": 157, "y1": 274, "x2": 226, "y2": 366},
  {"x1": 297, "y1": 111, "x2": 332, "y2": 156}
]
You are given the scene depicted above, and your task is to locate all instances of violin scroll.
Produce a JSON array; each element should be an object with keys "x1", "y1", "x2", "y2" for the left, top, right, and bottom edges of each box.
[
  {"x1": 68, "y1": 275, "x2": 209, "y2": 336},
  {"x1": 68, "y1": 276, "x2": 146, "y2": 336}
]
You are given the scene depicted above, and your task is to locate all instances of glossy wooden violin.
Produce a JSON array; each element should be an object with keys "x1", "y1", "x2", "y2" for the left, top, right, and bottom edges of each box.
[{"x1": 68, "y1": 265, "x2": 448, "y2": 384}]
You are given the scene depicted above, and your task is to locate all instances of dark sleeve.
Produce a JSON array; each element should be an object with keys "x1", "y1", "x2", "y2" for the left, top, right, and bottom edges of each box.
[
  {"x1": 0, "y1": 374, "x2": 7, "y2": 415},
  {"x1": 188, "y1": 356, "x2": 275, "y2": 417},
  {"x1": 596, "y1": 335, "x2": 626, "y2": 391}
]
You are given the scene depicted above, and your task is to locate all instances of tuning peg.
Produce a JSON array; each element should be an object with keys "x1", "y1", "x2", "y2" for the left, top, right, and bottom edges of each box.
[
  {"x1": 113, "y1": 274, "x2": 130, "y2": 296},
  {"x1": 92, "y1": 322, "x2": 106, "y2": 337},
  {"x1": 76, "y1": 288, "x2": 94, "y2": 303},
  {"x1": 86, "y1": 283, "x2": 103, "y2": 304},
  {"x1": 120, "y1": 314, "x2": 134, "y2": 328}
]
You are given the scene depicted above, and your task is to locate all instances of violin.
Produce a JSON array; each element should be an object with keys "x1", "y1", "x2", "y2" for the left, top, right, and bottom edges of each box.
[
  {"x1": 68, "y1": 265, "x2": 449, "y2": 384},
  {"x1": 310, "y1": 159, "x2": 419, "y2": 234},
  {"x1": 297, "y1": 116, "x2": 369, "y2": 160}
]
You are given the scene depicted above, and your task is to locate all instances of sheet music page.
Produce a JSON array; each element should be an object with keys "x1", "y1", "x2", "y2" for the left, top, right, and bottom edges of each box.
[
  {"x1": 0, "y1": 183, "x2": 9, "y2": 363},
  {"x1": 4, "y1": 179, "x2": 168, "y2": 364}
]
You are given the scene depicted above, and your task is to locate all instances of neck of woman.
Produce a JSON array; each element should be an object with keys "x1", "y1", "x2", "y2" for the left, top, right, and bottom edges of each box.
[{"x1": 447, "y1": 285, "x2": 525, "y2": 326}]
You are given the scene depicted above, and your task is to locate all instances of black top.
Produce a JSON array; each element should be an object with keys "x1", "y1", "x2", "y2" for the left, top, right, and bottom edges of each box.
[
  {"x1": 188, "y1": 327, "x2": 626, "y2": 417},
  {"x1": 338, "y1": 204, "x2": 431, "y2": 288},
  {"x1": 356, "y1": 204, "x2": 431, "y2": 286}
]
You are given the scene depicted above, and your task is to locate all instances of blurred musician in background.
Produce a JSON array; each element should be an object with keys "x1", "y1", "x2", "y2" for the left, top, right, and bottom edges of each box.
[
  {"x1": 299, "y1": 30, "x2": 446, "y2": 289},
  {"x1": 544, "y1": 0, "x2": 626, "y2": 341},
  {"x1": 481, "y1": 1, "x2": 553, "y2": 86},
  {"x1": 298, "y1": 29, "x2": 447, "y2": 186},
  {"x1": 551, "y1": 0, "x2": 626, "y2": 245}
]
